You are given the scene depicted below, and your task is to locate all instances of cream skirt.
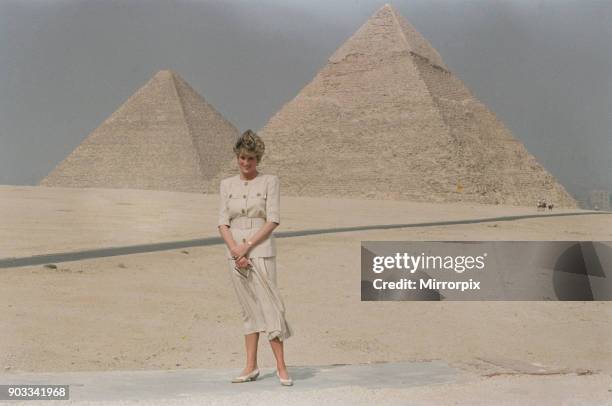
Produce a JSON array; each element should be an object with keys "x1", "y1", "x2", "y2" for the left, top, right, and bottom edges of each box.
[{"x1": 228, "y1": 256, "x2": 293, "y2": 341}]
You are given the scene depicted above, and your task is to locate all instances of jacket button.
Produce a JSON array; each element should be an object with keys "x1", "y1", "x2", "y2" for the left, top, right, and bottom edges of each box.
[
  {"x1": 242, "y1": 238, "x2": 246, "y2": 243},
  {"x1": 243, "y1": 194, "x2": 246, "y2": 198},
  {"x1": 241, "y1": 209, "x2": 245, "y2": 214},
  {"x1": 257, "y1": 193, "x2": 261, "y2": 196},
  {"x1": 244, "y1": 182, "x2": 248, "y2": 186},
  {"x1": 229, "y1": 194, "x2": 232, "y2": 198}
]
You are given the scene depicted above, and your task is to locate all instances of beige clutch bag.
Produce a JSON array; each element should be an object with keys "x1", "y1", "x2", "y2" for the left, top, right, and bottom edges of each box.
[{"x1": 233, "y1": 261, "x2": 252, "y2": 278}]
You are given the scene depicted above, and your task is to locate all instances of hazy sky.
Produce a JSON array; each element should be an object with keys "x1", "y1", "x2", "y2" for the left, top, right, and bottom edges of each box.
[{"x1": 1, "y1": 0, "x2": 610, "y2": 200}]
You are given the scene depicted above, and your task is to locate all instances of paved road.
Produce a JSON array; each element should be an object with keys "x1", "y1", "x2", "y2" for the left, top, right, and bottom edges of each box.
[{"x1": 0, "y1": 211, "x2": 607, "y2": 269}]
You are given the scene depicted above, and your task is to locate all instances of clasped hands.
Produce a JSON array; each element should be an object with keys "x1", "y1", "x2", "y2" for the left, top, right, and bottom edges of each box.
[{"x1": 231, "y1": 242, "x2": 252, "y2": 269}]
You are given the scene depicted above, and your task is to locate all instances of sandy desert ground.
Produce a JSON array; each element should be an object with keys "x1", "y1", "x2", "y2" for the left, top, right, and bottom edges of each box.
[{"x1": 1, "y1": 185, "x2": 611, "y2": 388}]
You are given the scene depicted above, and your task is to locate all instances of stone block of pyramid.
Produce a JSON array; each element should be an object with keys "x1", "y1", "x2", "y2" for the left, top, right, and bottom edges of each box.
[
  {"x1": 40, "y1": 70, "x2": 238, "y2": 193},
  {"x1": 246, "y1": 4, "x2": 576, "y2": 207}
]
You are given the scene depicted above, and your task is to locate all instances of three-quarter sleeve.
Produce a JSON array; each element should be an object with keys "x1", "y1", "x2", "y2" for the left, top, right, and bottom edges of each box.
[
  {"x1": 218, "y1": 180, "x2": 230, "y2": 227},
  {"x1": 266, "y1": 175, "x2": 280, "y2": 224}
]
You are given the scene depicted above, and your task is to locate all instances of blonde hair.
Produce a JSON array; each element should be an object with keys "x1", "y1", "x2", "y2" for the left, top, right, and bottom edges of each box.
[{"x1": 233, "y1": 129, "x2": 265, "y2": 163}]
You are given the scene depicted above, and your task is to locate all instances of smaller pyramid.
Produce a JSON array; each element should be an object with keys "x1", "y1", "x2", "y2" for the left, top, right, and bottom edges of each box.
[{"x1": 40, "y1": 70, "x2": 239, "y2": 193}]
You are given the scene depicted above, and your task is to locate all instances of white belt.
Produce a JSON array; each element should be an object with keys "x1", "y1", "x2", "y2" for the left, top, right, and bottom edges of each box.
[{"x1": 230, "y1": 217, "x2": 266, "y2": 229}]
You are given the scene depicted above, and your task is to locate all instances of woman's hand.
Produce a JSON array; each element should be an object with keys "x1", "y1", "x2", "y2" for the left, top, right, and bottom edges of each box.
[
  {"x1": 232, "y1": 243, "x2": 251, "y2": 260},
  {"x1": 229, "y1": 244, "x2": 242, "y2": 259},
  {"x1": 235, "y1": 256, "x2": 250, "y2": 269}
]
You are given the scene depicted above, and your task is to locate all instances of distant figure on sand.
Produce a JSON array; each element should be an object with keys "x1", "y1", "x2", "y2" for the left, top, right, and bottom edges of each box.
[
  {"x1": 537, "y1": 199, "x2": 547, "y2": 212},
  {"x1": 548, "y1": 203, "x2": 554, "y2": 211},
  {"x1": 217, "y1": 130, "x2": 294, "y2": 386}
]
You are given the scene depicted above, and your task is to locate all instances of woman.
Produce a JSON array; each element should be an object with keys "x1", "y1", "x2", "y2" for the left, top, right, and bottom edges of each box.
[{"x1": 218, "y1": 129, "x2": 294, "y2": 386}]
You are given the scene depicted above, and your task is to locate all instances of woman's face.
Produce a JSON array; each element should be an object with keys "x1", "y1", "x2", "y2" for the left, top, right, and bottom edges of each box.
[{"x1": 237, "y1": 151, "x2": 258, "y2": 177}]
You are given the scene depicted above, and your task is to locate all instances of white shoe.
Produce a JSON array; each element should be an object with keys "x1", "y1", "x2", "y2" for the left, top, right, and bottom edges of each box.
[
  {"x1": 276, "y1": 370, "x2": 293, "y2": 386},
  {"x1": 231, "y1": 368, "x2": 260, "y2": 383}
]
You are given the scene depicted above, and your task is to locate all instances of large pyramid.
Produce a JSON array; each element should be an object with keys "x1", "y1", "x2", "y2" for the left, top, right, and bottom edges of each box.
[
  {"x1": 212, "y1": 4, "x2": 576, "y2": 207},
  {"x1": 41, "y1": 70, "x2": 239, "y2": 193}
]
